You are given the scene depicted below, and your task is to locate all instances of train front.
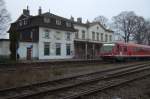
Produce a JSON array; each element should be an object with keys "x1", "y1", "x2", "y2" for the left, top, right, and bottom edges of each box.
[{"x1": 99, "y1": 43, "x2": 115, "y2": 60}]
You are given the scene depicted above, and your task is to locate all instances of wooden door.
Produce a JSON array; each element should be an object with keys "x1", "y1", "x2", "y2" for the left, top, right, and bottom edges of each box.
[{"x1": 27, "y1": 48, "x2": 32, "y2": 60}]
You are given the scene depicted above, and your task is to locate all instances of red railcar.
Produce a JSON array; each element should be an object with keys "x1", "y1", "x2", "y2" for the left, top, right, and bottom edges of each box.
[{"x1": 100, "y1": 42, "x2": 150, "y2": 61}]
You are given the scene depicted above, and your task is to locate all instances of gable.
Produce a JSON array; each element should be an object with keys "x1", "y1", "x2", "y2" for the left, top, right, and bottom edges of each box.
[
  {"x1": 89, "y1": 23, "x2": 113, "y2": 33},
  {"x1": 89, "y1": 23, "x2": 105, "y2": 33},
  {"x1": 16, "y1": 14, "x2": 30, "y2": 21}
]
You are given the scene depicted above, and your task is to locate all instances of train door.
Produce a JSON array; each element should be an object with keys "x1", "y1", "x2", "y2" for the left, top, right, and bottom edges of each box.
[
  {"x1": 116, "y1": 44, "x2": 120, "y2": 55},
  {"x1": 27, "y1": 48, "x2": 32, "y2": 60},
  {"x1": 118, "y1": 45, "x2": 126, "y2": 56},
  {"x1": 122, "y1": 46, "x2": 127, "y2": 55},
  {"x1": 116, "y1": 44, "x2": 123, "y2": 55}
]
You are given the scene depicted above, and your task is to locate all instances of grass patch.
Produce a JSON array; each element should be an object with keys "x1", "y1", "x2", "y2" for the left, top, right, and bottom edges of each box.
[{"x1": 52, "y1": 69, "x2": 63, "y2": 76}]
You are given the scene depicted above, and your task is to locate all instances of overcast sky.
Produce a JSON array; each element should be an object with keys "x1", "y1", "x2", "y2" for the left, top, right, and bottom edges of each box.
[
  {"x1": 1, "y1": 0, "x2": 149, "y2": 38},
  {"x1": 4, "y1": 0, "x2": 150, "y2": 22}
]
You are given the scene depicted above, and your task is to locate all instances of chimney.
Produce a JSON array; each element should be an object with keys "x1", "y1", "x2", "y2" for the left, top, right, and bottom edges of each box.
[
  {"x1": 77, "y1": 17, "x2": 82, "y2": 23},
  {"x1": 23, "y1": 6, "x2": 30, "y2": 16},
  {"x1": 38, "y1": 6, "x2": 42, "y2": 15},
  {"x1": 70, "y1": 16, "x2": 74, "y2": 21}
]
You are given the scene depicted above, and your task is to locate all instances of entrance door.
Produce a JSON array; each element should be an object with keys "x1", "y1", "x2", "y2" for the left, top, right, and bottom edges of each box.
[{"x1": 27, "y1": 48, "x2": 32, "y2": 60}]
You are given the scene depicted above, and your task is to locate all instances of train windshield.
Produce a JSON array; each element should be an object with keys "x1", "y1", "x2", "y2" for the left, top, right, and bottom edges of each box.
[{"x1": 101, "y1": 44, "x2": 115, "y2": 52}]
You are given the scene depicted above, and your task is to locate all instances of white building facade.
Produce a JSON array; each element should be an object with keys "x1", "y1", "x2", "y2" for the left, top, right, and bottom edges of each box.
[
  {"x1": 0, "y1": 39, "x2": 10, "y2": 58},
  {"x1": 73, "y1": 20, "x2": 113, "y2": 59},
  {"x1": 38, "y1": 27, "x2": 75, "y2": 59},
  {"x1": 6, "y1": 8, "x2": 114, "y2": 60}
]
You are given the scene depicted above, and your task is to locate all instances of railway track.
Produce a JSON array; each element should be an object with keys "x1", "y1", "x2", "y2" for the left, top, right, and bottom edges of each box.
[{"x1": 0, "y1": 62, "x2": 150, "y2": 99}]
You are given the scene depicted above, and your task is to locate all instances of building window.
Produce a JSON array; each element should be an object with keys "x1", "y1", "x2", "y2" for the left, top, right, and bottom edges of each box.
[
  {"x1": 105, "y1": 34, "x2": 108, "y2": 42},
  {"x1": 92, "y1": 32, "x2": 95, "y2": 40},
  {"x1": 66, "y1": 22, "x2": 71, "y2": 27},
  {"x1": 97, "y1": 26, "x2": 99, "y2": 30},
  {"x1": 19, "y1": 19, "x2": 28, "y2": 26},
  {"x1": 44, "y1": 30, "x2": 50, "y2": 39},
  {"x1": 109, "y1": 35, "x2": 112, "y2": 41},
  {"x1": 97, "y1": 32, "x2": 99, "y2": 41},
  {"x1": 44, "y1": 17, "x2": 50, "y2": 23},
  {"x1": 101, "y1": 33, "x2": 103, "y2": 41},
  {"x1": 56, "y1": 43, "x2": 61, "y2": 55},
  {"x1": 19, "y1": 20, "x2": 23, "y2": 26},
  {"x1": 23, "y1": 19, "x2": 28, "y2": 25},
  {"x1": 55, "y1": 31, "x2": 61, "y2": 40},
  {"x1": 66, "y1": 32, "x2": 71, "y2": 41},
  {"x1": 56, "y1": 19, "x2": 61, "y2": 25},
  {"x1": 75, "y1": 32, "x2": 78, "y2": 39},
  {"x1": 82, "y1": 30, "x2": 85, "y2": 39},
  {"x1": 44, "y1": 42, "x2": 50, "y2": 56},
  {"x1": 66, "y1": 44, "x2": 71, "y2": 55}
]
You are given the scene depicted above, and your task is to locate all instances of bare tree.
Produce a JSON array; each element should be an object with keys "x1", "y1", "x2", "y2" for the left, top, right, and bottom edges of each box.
[
  {"x1": 112, "y1": 11, "x2": 137, "y2": 42},
  {"x1": 145, "y1": 20, "x2": 150, "y2": 45},
  {"x1": 132, "y1": 16, "x2": 147, "y2": 44},
  {"x1": 0, "y1": 0, "x2": 11, "y2": 38},
  {"x1": 93, "y1": 15, "x2": 108, "y2": 28}
]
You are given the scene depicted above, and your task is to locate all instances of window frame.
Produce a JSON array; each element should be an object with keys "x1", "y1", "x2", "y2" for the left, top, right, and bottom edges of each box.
[
  {"x1": 44, "y1": 30, "x2": 50, "y2": 39},
  {"x1": 66, "y1": 44, "x2": 71, "y2": 56},
  {"x1": 44, "y1": 17, "x2": 50, "y2": 23},
  {"x1": 109, "y1": 35, "x2": 112, "y2": 42},
  {"x1": 75, "y1": 32, "x2": 79, "y2": 39},
  {"x1": 101, "y1": 33, "x2": 103, "y2": 41},
  {"x1": 105, "y1": 34, "x2": 108, "y2": 42},
  {"x1": 82, "y1": 30, "x2": 85, "y2": 39},
  {"x1": 56, "y1": 19, "x2": 61, "y2": 25},
  {"x1": 66, "y1": 22, "x2": 71, "y2": 27},
  {"x1": 66, "y1": 32, "x2": 71, "y2": 41},
  {"x1": 44, "y1": 42, "x2": 50, "y2": 56},
  {"x1": 56, "y1": 43, "x2": 61, "y2": 56},
  {"x1": 97, "y1": 32, "x2": 99, "y2": 41},
  {"x1": 92, "y1": 32, "x2": 95, "y2": 40}
]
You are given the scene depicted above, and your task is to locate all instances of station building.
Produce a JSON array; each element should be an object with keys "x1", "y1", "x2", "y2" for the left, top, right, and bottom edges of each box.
[{"x1": 6, "y1": 7, "x2": 114, "y2": 60}]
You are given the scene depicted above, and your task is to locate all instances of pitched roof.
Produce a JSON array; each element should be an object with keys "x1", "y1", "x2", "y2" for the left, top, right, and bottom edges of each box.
[
  {"x1": 41, "y1": 12, "x2": 72, "y2": 22},
  {"x1": 8, "y1": 12, "x2": 76, "y2": 33},
  {"x1": 88, "y1": 22, "x2": 114, "y2": 32},
  {"x1": 73, "y1": 21, "x2": 114, "y2": 33}
]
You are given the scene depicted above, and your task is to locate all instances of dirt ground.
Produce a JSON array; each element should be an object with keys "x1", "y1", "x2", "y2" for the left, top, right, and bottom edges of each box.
[
  {"x1": 83, "y1": 74, "x2": 150, "y2": 99},
  {"x1": 0, "y1": 61, "x2": 147, "y2": 90}
]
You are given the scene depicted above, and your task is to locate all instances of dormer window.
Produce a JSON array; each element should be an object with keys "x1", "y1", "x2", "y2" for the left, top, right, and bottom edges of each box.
[
  {"x1": 66, "y1": 22, "x2": 71, "y2": 27},
  {"x1": 44, "y1": 17, "x2": 50, "y2": 23},
  {"x1": 19, "y1": 19, "x2": 28, "y2": 26},
  {"x1": 56, "y1": 19, "x2": 61, "y2": 25},
  {"x1": 23, "y1": 19, "x2": 28, "y2": 25},
  {"x1": 19, "y1": 20, "x2": 23, "y2": 26},
  {"x1": 66, "y1": 32, "x2": 71, "y2": 41}
]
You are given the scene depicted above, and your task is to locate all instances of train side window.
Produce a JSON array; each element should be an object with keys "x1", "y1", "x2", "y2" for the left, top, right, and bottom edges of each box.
[
  {"x1": 124, "y1": 47, "x2": 127, "y2": 52},
  {"x1": 138, "y1": 47, "x2": 144, "y2": 51},
  {"x1": 134, "y1": 47, "x2": 138, "y2": 51},
  {"x1": 116, "y1": 45, "x2": 119, "y2": 51}
]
